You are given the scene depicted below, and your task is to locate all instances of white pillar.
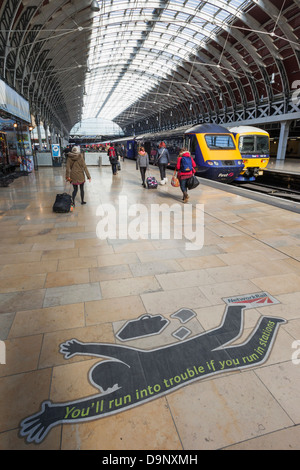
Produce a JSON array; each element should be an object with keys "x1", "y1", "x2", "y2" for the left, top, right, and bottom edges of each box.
[
  {"x1": 44, "y1": 125, "x2": 49, "y2": 150},
  {"x1": 37, "y1": 124, "x2": 43, "y2": 149}
]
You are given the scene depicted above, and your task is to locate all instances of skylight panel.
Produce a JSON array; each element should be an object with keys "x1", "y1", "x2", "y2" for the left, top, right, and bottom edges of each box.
[
  {"x1": 215, "y1": 10, "x2": 231, "y2": 21},
  {"x1": 185, "y1": 0, "x2": 201, "y2": 7},
  {"x1": 176, "y1": 11, "x2": 190, "y2": 21}
]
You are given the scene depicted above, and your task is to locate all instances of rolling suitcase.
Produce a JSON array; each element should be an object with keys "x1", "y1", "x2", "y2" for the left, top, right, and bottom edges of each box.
[
  {"x1": 53, "y1": 192, "x2": 72, "y2": 213},
  {"x1": 146, "y1": 175, "x2": 158, "y2": 189}
]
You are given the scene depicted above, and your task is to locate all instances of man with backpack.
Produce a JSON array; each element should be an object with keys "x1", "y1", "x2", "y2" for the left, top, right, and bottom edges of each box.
[
  {"x1": 175, "y1": 148, "x2": 196, "y2": 203},
  {"x1": 107, "y1": 143, "x2": 119, "y2": 175}
]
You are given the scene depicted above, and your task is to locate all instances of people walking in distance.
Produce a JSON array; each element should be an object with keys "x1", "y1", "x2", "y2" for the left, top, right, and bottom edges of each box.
[
  {"x1": 108, "y1": 143, "x2": 119, "y2": 175},
  {"x1": 155, "y1": 141, "x2": 170, "y2": 185},
  {"x1": 136, "y1": 146, "x2": 149, "y2": 188},
  {"x1": 66, "y1": 146, "x2": 91, "y2": 206},
  {"x1": 176, "y1": 148, "x2": 196, "y2": 203},
  {"x1": 117, "y1": 144, "x2": 125, "y2": 161}
]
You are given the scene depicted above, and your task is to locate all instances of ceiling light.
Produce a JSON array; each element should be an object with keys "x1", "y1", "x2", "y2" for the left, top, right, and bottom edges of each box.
[{"x1": 91, "y1": 0, "x2": 100, "y2": 12}]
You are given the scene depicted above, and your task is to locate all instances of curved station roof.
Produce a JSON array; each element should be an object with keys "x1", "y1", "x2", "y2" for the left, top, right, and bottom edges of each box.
[{"x1": 1, "y1": 0, "x2": 299, "y2": 138}]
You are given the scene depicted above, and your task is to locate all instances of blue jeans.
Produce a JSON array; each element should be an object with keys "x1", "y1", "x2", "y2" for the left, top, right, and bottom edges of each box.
[{"x1": 179, "y1": 178, "x2": 188, "y2": 194}]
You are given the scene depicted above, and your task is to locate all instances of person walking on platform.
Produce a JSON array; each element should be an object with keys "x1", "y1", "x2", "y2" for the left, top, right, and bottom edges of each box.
[
  {"x1": 66, "y1": 146, "x2": 91, "y2": 206},
  {"x1": 175, "y1": 148, "x2": 196, "y2": 203},
  {"x1": 108, "y1": 143, "x2": 119, "y2": 175},
  {"x1": 136, "y1": 146, "x2": 149, "y2": 188},
  {"x1": 155, "y1": 141, "x2": 170, "y2": 185},
  {"x1": 117, "y1": 144, "x2": 125, "y2": 162}
]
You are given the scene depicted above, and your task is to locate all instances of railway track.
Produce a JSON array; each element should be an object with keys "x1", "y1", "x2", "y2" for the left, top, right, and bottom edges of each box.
[{"x1": 231, "y1": 170, "x2": 300, "y2": 203}]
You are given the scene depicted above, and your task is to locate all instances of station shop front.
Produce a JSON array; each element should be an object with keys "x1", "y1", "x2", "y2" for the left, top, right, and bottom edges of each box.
[{"x1": 0, "y1": 79, "x2": 34, "y2": 172}]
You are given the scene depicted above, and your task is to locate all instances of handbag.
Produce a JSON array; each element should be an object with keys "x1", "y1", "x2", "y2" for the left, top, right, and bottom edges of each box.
[
  {"x1": 171, "y1": 170, "x2": 180, "y2": 187},
  {"x1": 186, "y1": 175, "x2": 200, "y2": 190}
]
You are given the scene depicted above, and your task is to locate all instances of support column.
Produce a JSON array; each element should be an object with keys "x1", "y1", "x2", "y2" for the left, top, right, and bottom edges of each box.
[
  {"x1": 35, "y1": 116, "x2": 43, "y2": 150},
  {"x1": 44, "y1": 124, "x2": 49, "y2": 150},
  {"x1": 37, "y1": 124, "x2": 43, "y2": 150},
  {"x1": 277, "y1": 120, "x2": 291, "y2": 160}
]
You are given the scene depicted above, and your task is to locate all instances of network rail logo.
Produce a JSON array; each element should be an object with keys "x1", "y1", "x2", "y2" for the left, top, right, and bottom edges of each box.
[{"x1": 95, "y1": 196, "x2": 204, "y2": 250}]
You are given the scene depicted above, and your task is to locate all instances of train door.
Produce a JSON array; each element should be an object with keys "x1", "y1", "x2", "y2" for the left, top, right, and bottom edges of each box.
[
  {"x1": 143, "y1": 141, "x2": 151, "y2": 158},
  {"x1": 126, "y1": 140, "x2": 137, "y2": 159},
  {"x1": 183, "y1": 134, "x2": 197, "y2": 156}
]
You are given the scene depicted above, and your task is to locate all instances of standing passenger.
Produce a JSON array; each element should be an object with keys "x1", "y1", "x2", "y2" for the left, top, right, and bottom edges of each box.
[
  {"x1": 66, "y1": 146, "x2": 91, "y2": 206},
  {"x1": 136, "y1": 146, "x2": 149, "y2": 188},
  {"x1": 108, "y1": 143, "x2": 118, "y2": 175},
  {"x1": 175, "y1": 148, "x2": 196, "y2": 203},
  {"x1": 155, "y1": 141, "x2": 170, "y2": 185}
]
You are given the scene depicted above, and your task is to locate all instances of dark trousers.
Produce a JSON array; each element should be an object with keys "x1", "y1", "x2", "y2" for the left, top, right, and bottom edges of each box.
[
  {"x1": 111, "y1": 162, "x2": 117, "y2": 174},
  {"x1": 158, "y1": 163, "x2": 167, "y2": 180},
  {"x1": 140, "y1": 167, "x2": 147, "y2": 183},
  {"x1": 72, "y1": 183, "x2": 84, "y2": 203}
]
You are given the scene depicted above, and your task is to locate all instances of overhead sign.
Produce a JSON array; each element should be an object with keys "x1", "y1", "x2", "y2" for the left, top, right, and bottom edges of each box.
[
  {"x1": 51, "y1": 144, "x2": 61, "y2": 157},
  {"x1": 0, "y1": 79, "x2": 31, "y2": 123},
  {"x1": 19, "y1": 293, "x2": 286, "y2": 444}
]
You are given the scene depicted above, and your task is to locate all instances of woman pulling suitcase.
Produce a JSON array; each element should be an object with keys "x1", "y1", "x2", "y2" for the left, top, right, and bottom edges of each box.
[{"x1": 66, "y1": 146, "x2": 91, "y2": 206}]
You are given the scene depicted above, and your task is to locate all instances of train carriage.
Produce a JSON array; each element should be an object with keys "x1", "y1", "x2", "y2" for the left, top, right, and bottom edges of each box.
[
  {"x1": 110, "y1": 123, "x2": 245, "y2": 184},
  {"x1": 228, "y1": 126, "x2": 270, "y2": 182},
  {"x1": 183, "y1": 124, "x2": 244, "y2": 183}
]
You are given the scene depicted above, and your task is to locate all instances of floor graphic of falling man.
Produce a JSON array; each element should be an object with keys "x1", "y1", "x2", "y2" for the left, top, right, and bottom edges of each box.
[{"x1": 20, "y1": 304, "x2": 286, "y2": 444}]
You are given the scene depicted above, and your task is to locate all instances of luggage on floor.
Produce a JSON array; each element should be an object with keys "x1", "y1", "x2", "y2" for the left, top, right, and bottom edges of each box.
[
  {"x1": 53, "y1": 192, "x2": 72, "y2": 213},
  {"x1": 146, "y1": 175, "x2": 158, "y2": 189}
]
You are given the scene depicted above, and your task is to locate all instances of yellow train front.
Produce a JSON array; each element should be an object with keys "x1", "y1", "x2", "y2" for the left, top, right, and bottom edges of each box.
[
  {"x1": 228, "y1": 126, "x2": 270, "y2": 182},
  {"x1": 184, "y1": 124, "x2": 244, "y2": 183}
]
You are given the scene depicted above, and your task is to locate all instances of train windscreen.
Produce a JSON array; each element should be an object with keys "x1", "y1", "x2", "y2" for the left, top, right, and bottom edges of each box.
[
  {"x1": 238, "y1": 135, "x2": 269, "y2": 154},
  {"x1": 204, "y1": 134, "x2": 235, "y2": 150}
]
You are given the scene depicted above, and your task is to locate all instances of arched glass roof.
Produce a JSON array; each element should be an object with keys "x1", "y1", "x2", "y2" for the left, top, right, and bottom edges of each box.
[
  {"x1": 83, "y1": 0, "x2": 254, "y2": 121},
  {"x1": 0, "y1": 0, "x2": 299, "y2": 137}
]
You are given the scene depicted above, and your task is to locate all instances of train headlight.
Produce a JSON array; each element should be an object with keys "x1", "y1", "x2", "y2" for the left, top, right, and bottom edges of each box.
[
  {"x1": 207, "y1": 161, "x2": 214, "y2": 166},
  {"x1": 213, "y1": 161, "x2": 219, "y2": 165}
]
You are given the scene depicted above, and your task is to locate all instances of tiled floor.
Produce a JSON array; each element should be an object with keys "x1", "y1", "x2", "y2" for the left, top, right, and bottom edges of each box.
[{"x1": 0, "y1": 160, "x2": 300, "y2": 450}]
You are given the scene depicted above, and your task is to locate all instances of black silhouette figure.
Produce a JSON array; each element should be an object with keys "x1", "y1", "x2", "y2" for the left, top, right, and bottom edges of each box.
[{"x1": 19, "y1": 305, "x2": 285, "y2": 443}]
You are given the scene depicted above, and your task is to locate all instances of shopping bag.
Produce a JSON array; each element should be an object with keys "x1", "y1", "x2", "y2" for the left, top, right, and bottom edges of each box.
[{"x1": 171, "y1": 171, "x2": 180, "y2": 187}]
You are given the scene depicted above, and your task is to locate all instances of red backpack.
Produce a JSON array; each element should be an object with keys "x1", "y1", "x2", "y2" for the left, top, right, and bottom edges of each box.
[{"x1": 109, "y1": 147, "x2": 116, "y2": 158}]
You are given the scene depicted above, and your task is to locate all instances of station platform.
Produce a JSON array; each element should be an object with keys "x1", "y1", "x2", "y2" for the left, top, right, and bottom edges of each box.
[
  {"x1": 267, "y1": 157, "x2": 300, "y2": 174},
  {"x1": 0, "y1": 159, "x2": 300, "y2": 451}
]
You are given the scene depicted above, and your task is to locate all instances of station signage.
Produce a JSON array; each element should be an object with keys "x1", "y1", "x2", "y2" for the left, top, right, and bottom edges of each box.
[{"x1": 19, "y1": 292, "x2": 285, "y2": 444}]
